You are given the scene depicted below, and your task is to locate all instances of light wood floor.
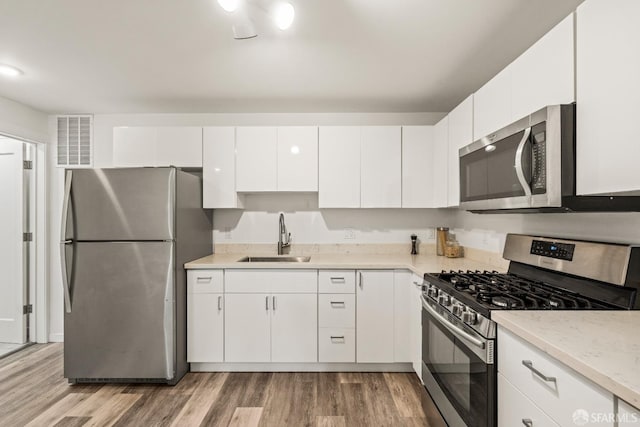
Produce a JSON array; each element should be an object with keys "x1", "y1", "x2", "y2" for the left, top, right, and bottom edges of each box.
[{"x1": 0, "y1": 344, "x2": 447, "y2": 427}]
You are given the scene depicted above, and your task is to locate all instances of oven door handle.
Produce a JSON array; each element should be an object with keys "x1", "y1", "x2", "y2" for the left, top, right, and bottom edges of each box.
[
  {"x1": 514, "y1": 126, "x2": 533, "y2": 197},
  {"x1": 422, "y1": 296, "x2": 486, "y2": 349}
]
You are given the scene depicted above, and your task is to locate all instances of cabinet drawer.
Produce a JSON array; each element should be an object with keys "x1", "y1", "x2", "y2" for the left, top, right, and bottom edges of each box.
[
  {"x1": 225, "y1": 269, "x2": 317, "y2": 293},
  {"x1": 318, "y1": 270, "x2": 356, "y2": 293},
  {"x1": 319, "y1": 328, "x2": 355, "y2": 363},
  {"x1": 318, "y1": 294, "x2": 355, "y2": 328},
  {"x1": 187, "y1": 270, "x2": 224, "y2": 293},
  {"x1": 498, "y1": 328, "x2": 614, "y2": 427},
  {"x1": 498, "y1": 373, "x2": 559, "y2": 427}
]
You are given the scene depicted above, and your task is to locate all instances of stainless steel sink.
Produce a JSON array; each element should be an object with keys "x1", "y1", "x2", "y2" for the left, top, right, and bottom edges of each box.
[{"x1": 237, "y1": 256, "x2": 311, "y2": 263}]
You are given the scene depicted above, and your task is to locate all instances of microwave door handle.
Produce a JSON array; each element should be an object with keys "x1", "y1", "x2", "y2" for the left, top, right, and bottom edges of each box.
[{"x1": 514, "y1": 127, "x2": 533, "y2": 197}]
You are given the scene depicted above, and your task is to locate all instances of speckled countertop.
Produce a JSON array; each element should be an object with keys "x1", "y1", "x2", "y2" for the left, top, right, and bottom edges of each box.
[
  {"x1": 493, "y1": 311, "x2": 640, "y2": 408},
  {"x1": 184, "y1": 251, "x2": 506, "y2": 277}
]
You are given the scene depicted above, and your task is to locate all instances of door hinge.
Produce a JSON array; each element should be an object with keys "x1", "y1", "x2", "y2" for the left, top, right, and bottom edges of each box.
[
  {"x1": 23, "y1": 304, "x2": 33, "y2": 315},
  {"x1": 23, "y1": 160, "x2": 33, "y2": 170},
  {"x1": 23, "y1": 232, "x2": 33, "y2": 242}
]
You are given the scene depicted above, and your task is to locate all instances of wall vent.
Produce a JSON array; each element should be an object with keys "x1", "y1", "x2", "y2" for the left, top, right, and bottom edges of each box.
[{"x1": 57, "y1": 115, "x2": 92, "y2": 167}]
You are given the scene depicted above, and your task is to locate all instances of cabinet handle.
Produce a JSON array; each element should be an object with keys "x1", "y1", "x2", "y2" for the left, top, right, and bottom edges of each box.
[
  {"x1": 330, "y1": 277, "x2": 346, "y2": 283},
  {"x1": 273, "y1": 296, "x2": 277, "y2": 310},
  {"x1": 196, "y1": 276, "x2": 212, "y2": 283},
  {"x1": 521, "y1": 419, "x2": 533, "y2": 427},
  {"x1": 265, "y1": 296, "x2": 269, "y2": 311},
  {"x1": 330, "y1": 301, "x2": 346, "y2": 308},
  {"x1": 522, "y1": 360, "x2": 556, "y2": 383},
  {"x1": 218, "y1": 296, "x2": 222, "y2": 311},
  {"x1": 359, "y1": 272, "x2": 363, "y2": 289},
  {"x1": 330, "y1": 336, "x2": 345, "y2": 343}
]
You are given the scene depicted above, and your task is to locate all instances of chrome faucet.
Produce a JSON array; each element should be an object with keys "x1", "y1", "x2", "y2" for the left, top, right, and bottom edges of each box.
[{"x1": 278, "y1": 213, "x2": 291, "y2": 255}]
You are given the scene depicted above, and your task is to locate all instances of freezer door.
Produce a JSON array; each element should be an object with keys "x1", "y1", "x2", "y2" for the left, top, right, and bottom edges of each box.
[
  {"x1": 68, "y1": 168, "x2": 175, "y2": 241},
  {"x1": 64, "y1": 241, "x2": 175, "y2": 381}
]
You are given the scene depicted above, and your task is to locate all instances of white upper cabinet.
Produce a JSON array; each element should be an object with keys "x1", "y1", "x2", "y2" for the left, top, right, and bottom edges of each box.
[
  {"x1": 432, "y1": 116, "x2": 449, "y2": 208},
  {"x1": 155, "y1": 127, "x2": 203, "y2": 167},
  {"x1": 203, "y1": 127, "x2": 243, "y2": 209},
  {"x1": 319, "y1": 126, "x2": 361, "y2": 208},
  {"x1": 401, "y1": 126, "x2": 435, "y2": 208},
  {"x1": 576, "y1": 0, "x2": 640, "y2": 195},
  {"x1": 113, "y1": 126, "x2": 202, "y2": 167},
  {"x1": 361, "y1": 126, "x2": 402, "y2": 208},
  {"x1": 447, "y1": 95, "x2": 474, "y2": 207},
  {"x1": 235, "y1": 127, "x2": 278, "y2": 192},
  {"x1": 474, "y1": 14, "x2": 575, "y2": 141},
  {"x1": 277, "y1": 126, "x2": 318, "y2": 192},
  {"x1": 510, "y1": 14, "x2": 575, "y2": 121},
  {"x1": 474, "y1": 65, "x2": 513, "y2": 140}
]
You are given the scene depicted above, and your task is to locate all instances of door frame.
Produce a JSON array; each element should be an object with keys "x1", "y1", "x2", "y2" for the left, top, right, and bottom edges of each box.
[{"x1": 0, "y1": 132, "x2": 47, "y2": 344}]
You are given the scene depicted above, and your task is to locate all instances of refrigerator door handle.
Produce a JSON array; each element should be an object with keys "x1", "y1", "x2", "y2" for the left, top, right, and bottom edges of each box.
[{"x1": 60, "y1": 170, "x2": 73, "y2": 313}]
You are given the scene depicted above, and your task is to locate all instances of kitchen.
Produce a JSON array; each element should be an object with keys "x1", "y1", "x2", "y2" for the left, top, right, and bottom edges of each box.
[{"x1": 1, "y1": 0, "x2": 640, "y2": 426}]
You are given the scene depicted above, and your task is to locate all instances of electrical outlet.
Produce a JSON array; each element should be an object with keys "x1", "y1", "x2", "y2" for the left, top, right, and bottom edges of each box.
[{"x1": 344, "y1": 228, "x2": 356, "y2": 240}]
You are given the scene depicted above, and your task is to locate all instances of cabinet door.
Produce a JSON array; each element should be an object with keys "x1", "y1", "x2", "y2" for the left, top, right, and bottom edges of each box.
[
  {"x1": 618, "y1": 398, "x2": 640, "y2": 426},
  {"x1": 402, "y1": 126, "x2": 435, "y2": 208},
  {"x1": 271, "y1": 294, "x2": 318, "y2": 363},
  {"x1": 447, "y1": 95, "x2": 474, "y2": 207},
  {"x1": 361, "y1": 126, "x2": 402, "y2": 208},
  {"x1": 156, "y1": 127, "x2": 202, "y2": 167},
  {"x1": 236, "y1": 127, "x2": 278, "y2": 192},
  {"x1": 113, "y1": 127, "x2": 157, "y2": 167},
  {"x1": 394, "y1": 270, "x2": 411, "y2": 363},
  {"x1": 187, "y1": 293, "x2": 224, "y2": 363},
  {"x1": 203, "y1": 127, "x2": 243, "y2": 209},
  {"x1": 277, "y1": 127, "x2": 318, "y2": 191},
  {"x1": 576, "y1": 0, "x2": 640, "y2": 195},
  {"x1": 224, "y1": 293, "x2": 271, "y2": 363},
  {"x1": 410, "y1": 275, "x2": 424, "y2": 380},
  {"x1": 318, "y1": 126, "x2": 361, "y2": 208},
  {"x1": 474, "y1": 65, "x2": 513, "y2": 140},
  {"x1": 356, "y1": 270, "x2": 395, "y2": 363},
  {"x1": 511, "y1": 15, "x2": 574, "y2": 121},
  {"x1": 432, "y1": 116, "x2": 449, "y2": 208}
]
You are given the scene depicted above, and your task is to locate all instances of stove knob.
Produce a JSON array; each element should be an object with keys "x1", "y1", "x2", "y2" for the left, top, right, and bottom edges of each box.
[
  {"x1": 427, "y1": 287, "x2": 439, "y2": 299},
  {"x1": 438, "y1": 294, "x2": 451, "y2": 306},
  {"x1": 452, "y1": 304, "x2": 464, "y2": 317},
  {"x1": 462, "y1": 311, "x2": 478, "y2": 325}
]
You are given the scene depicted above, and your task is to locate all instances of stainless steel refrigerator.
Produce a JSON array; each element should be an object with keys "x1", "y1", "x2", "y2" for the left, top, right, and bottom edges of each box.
[{"x1": 60, "y1": 167, "x2": 212, "y2": 384}]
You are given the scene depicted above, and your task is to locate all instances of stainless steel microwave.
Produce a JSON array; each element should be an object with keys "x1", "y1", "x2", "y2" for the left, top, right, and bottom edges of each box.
[{"x1": 459, "y1": 104, "x2": 640, "y2": 213}]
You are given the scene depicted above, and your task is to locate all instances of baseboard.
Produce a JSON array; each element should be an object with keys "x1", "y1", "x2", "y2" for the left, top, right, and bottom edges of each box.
[
  {"x1": 190, "y1": 362, "x2": 413, "y2": 373},
  {"x1": 48, "y1": 333, "x2": 64, "y2": 343}
]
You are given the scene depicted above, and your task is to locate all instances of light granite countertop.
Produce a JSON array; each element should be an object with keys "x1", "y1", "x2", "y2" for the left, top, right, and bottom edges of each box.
[
  {"x1": 184, "y1": 251, "x2": 507, "y2": 277},
  {"x1": 493, "y1": 311, "x2": 640, "y2": 409}
]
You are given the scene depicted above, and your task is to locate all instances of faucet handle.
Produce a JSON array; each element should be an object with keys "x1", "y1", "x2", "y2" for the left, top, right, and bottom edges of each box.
[{"x1": 285, "y1": 232, "x2": 292, "y2": 246}]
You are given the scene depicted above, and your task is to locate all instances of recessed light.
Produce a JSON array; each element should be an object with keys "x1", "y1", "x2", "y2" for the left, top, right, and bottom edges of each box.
[
  {"x1": 0, "y1": 64, "x2": 23, "y2": 78},
  {"x1": 274, "y1": 2, "x2": 295, "y2": 30},
  {"x1": 217, "y1": 0, "x2": 239, "y2": 13}
]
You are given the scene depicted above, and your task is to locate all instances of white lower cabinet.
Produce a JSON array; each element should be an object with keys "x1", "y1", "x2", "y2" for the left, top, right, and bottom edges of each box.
[
  {"x1": 224, "y1": 293, "x2": 271, "y2": 363},
  {"x1": 394, "y1": 270, "x2": 411, "y2": 363},
  {"x1": 319, "y1": 270, "x2": 356, "y2": 363},
  {"x1": 409, "y1": 274, "x2": 423, "y2": 380},
  {"x1": 618, "y1": 398, "x2": 640, "y2": 426},
  {"x1": 356, "y1": 270, "x2": 395, "y2": 363},
  {"x1": 319, "y1": 328, "x2": 356, "y2": 363},
  {"x1": 271, "y1": 293, "x2": 317, "y2": 363},
  {"x1": 187, "y1": 270, "x2": 224, "y2": 363},
  {"x1": 498, "y1": 327, "x2": 614, "y2": 427},
  {"x1": 498, "y1": 373, "x2": 560, "y2": 427}
]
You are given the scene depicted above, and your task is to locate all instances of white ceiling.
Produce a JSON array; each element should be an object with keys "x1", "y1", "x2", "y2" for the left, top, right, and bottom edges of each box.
[{"x1": 0, "y1": 0, "x2": 583, "y2": 114}]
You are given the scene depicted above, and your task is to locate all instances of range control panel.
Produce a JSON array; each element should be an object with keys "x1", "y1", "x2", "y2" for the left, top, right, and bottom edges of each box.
[{"x1": 530, "y1": 240, "x2": 575, "y2": 261}]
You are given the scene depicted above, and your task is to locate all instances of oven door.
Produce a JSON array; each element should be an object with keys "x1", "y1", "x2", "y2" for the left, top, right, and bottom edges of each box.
[{"x1": 421, "y1": 296, "x2": 496, "y2": 427}]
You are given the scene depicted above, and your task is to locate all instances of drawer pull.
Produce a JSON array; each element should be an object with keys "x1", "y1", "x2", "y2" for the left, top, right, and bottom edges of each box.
[
  {"x1": 522, "y1": 360, "x2": 557, "y2": 383},
  {"x1": 217, "y1": 296, "x2": 223, "y2": 311},
  {"x1": 330, "y1": 336, "x2": 345, "y2": 343},
  {"x1": 265, "y1": 296, "x2": 269, "y2": 311},
  {"x1": 196, "y1": 276, "x2": 212, "y2": 282},
  {"x1": 330, "y1": 277, "x2": 346, "y2": 283},
  {"x1": 330, "y1": 301, "x2": 346, "y2": 308},
  {"x1": 521, "y1": 419, "x2": 533, "y2": 427}
]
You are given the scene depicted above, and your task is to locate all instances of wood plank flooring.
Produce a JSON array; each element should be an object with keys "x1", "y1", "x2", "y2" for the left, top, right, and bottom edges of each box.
[{"x1": 0, "y1": 344, "x2": 446, "y2": 427}]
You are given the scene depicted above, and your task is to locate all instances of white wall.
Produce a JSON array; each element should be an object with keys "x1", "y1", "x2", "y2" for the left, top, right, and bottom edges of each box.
[{"x1": 0, "y1": 95, "x2": 48, "y2": 143}]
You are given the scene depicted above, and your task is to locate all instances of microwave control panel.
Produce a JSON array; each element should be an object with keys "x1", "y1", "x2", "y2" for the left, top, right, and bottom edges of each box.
[
  {"x1": 530, "y1": 240, "x2": 575, "y2": 261},
  {"x1": 531, "y1": 122, "x2": 547, "y2": 194}
]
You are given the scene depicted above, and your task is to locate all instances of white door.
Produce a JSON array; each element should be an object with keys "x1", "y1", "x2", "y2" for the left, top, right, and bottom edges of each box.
[
  {"x1": 277, "y1": 126, "x2": 318, "y2": 191},
  {"x1": 224, "y1": 293, "x2": 271, "y2": 363},
  {"x1": 187, "y1": 293, "x2": 224, "y2": 363},
  {"x1": 235, "y1": 127, "x2": 278, "y2": 192},
  {"x1": 0, "y1": 138, "x2": 26, "y2": 344},
  {"x1": 361, "y1": 126, "x2": 402, "y2": 208},
  {"x1": 271, "y1": 293, "x2": 317, "y2": 363},
  {"x1": 401, "y1": 126, "x2": 435, "y2": 208},
  {"x1": 356, "y1": 270, "x2": 395, "y2": 363},
  {"x1": 318, "y1": 126, "x2": 361, "y2": 208}
]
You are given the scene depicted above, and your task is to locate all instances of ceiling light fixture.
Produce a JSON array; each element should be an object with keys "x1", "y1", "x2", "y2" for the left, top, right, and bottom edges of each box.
[
  {"x1": 273, "y1": 2, "x2": 295, "y2": 30},
  {"x1": 0, "y1": 64, "x2": 23, "y2": 78},
  {"x1": 217, "y1": 0, "x2": 240, "y2": 13}
]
